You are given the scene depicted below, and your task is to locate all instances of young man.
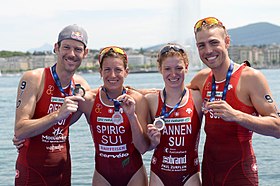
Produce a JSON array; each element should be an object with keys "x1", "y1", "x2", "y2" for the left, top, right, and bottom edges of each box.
[
  {"x1": 189, "y1": 17, "x2": 280, "y2": 186},
  {"x1": 14, "y1": 24, "x2": 90, "y2": 185}
]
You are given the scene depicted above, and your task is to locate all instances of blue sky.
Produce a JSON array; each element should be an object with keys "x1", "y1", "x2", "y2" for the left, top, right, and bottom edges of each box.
[{"x1": 1, "y1": 0, "x2": 280, "y2": 52}]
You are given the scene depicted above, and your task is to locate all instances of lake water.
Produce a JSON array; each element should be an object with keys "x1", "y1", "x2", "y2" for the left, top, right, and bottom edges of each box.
[{"x1": 0, "y1": 69, "x2": 279, "y2": 186}]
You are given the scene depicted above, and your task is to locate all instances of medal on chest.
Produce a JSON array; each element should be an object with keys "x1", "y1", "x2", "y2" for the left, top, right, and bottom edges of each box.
[
  {"x1": 112, "y1": 101, "x2": 123, "y2": 125},
  {"x1": 154, "y1": 88, "x2": 186, "y2": 130},
  {"x1": 102, "y1": 87, "x2": 126, "y2": 125}
]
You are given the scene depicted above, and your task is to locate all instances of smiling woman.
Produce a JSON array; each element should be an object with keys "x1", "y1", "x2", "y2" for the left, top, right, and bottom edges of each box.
[
  {"x1": 76, "y1": 46, "x2": 158, "y2": 186},
  {"x1": 145, "y1": 43, "x2": 203, "y2": 186}
]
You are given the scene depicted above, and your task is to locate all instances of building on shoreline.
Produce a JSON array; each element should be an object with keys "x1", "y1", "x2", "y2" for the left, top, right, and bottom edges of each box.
[
  {"x1": 1, "y1": 44, "x2": 280, "y2": 74},
  {"x1": 229, "y1": 44, "x2": 280, "y2": 68}
]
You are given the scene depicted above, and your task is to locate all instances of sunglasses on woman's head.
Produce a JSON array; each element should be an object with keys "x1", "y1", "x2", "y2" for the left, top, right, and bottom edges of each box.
[
  {"x1": 98, "y1": 46, "x2": 127, "y2": 63},
  {"x1": 159, "y1": 44, "x2": 185, "y2": 56}
]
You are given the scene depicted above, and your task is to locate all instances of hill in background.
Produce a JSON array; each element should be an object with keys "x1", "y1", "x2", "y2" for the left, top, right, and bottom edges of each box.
[
  {"x1": 228, "y1": 22, "x2": 280, "y2": 45},
  {"x1": 144, "y1": 22, "x2": 280, "y2": 52},
  {"x1": 27, "y1": 22, "x2": 280, "y2": 52}
]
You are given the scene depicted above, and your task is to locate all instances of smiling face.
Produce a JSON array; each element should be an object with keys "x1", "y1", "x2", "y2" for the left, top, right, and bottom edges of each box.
[
  {"x1": 195, "y1": 27, "x2": 230, "y2": 71},
  {"x1": 160, "y1": 56, "x2": 187, "y2": 89},
  {"x1": 54, "y1": 39, "x2": 88, "y2": 73},
  {"x1": 99, "y1": 56, "x2": 128, "y2": 91},
  {"x1": 157, "y1": 45, "x2": 188, "y2": 90}
]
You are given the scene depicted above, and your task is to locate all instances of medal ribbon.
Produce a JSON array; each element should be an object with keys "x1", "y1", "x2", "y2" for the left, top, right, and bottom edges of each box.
[
  {"x1": 160, "y1": 88, "x2": 187, "y2": 118},
  {"x1": 210, "y1": 61, "x2": 234, "y2": 101},
  {"x1": 102, "y1": 87, "x2": 126, "y2": 111},
  {"x1": 51, "y1": 64, "x2": 74, "y2": 96}
]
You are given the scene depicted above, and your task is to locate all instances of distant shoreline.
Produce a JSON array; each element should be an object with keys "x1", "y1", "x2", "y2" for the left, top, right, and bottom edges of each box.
[{"x1": 1, "y1": 66, "x2": 279, "y2": 77}]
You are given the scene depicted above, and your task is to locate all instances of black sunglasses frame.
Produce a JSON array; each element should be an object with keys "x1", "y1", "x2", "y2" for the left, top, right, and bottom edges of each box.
[{"x1": 159, "y1": 45, "x2": 185, "y2": 56}]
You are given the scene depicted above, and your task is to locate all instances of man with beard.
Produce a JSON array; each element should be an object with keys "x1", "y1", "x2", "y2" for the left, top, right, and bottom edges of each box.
[{"x1": 14, "y1": 24, "x2": 90, "y2": 185}]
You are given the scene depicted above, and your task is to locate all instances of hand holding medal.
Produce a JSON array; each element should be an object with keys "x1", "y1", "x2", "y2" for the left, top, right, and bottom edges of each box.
[
  {"x1": 112, "y1": 94, "x2": 137, "y2": 124},
  {"x1": 153, "y1": 116, "x2": 165, "y2": 131},
  {"x1": 51, "y1": 64, "x2": 85, "y2": 98},
  {"x1": 102, "y1": 87, "x2": 126, "y2": 125},
  {"x1": 154, "y1": 88, "x2": 187, "y2": 131},
  {"x1": 202, "y1": 61, "x2": 234, "y2": 115},
  {"x1": 111, "y1": 99, "x2": 123, "y2": 125}
]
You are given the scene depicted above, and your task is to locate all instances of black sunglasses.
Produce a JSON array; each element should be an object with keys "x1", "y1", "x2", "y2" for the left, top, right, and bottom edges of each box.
[{"x1": 159, "y1": 44, "x2": 185, "y2": 56}]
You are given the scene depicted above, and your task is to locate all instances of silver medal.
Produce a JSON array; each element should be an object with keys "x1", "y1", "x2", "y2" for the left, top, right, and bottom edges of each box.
[
  {"x1": 73, "y1": 84, "x2": 85, "y2": 97},
  {"x1": 153, "y1": 117, "x2": 165, "y2": 131},
  {"x1": 112, "y1": 111, "x2": 123, "y2": 125}
]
